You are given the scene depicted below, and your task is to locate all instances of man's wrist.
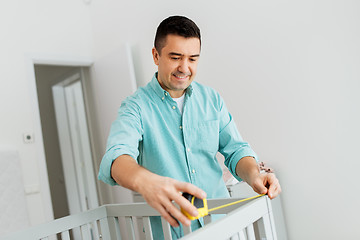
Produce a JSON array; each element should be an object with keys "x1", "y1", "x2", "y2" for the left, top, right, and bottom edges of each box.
[
  {"x1": 235, "y1": 156, "x2": 260, "y2": 184},
  {"x1": 132, "y1": 166, "x2": 155, "y2": 194}
]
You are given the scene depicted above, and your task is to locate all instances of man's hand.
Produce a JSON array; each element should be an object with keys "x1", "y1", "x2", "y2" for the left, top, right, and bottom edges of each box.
[
  {"x1": 236, "y1": 156, "x2": 282, "y2": 199},
  {"x1": 137, "y1": 175, "x2": 206, "y2": 227},
  {"x1": 249, "y1": 172, "x2": 281, "y2": 199},
  {"x1": 111, "y1": 155, "x2": 206, "y2": 227}
]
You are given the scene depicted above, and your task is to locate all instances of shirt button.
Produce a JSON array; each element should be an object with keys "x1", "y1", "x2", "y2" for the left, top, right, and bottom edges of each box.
[
  {"x1": 179, "y1": 126, "x2": 182, "y2": 129},
  {"x1": 192, "y1": 169, "x2": 196, "y2": 173},
  {"x1": 165, "y1": 92, "x2": 168, "y2": 96},
  {"x1": 172, "y1": 106, "x2": 176, "y2": 110},
  {"x1": 187, "y1": 148, "x2": 191, "y2": 152},
  {"x1": 162, "y1": 97, "x2": 164, "y2": 100}
]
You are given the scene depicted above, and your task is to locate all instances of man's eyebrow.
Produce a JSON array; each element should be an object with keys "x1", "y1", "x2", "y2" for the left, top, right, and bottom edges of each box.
[{"x1": 169, "y1": 52, "x2": 200, "y2": 58}]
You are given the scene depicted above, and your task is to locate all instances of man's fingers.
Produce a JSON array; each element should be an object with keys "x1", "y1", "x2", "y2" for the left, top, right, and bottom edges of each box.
[
  {"x1": 171, "y1": 181, "x2": 207, "y2": 218},
  {"x1": 142, "y1": 177, "x2": 208, "y2": 226},
  {"x1": 176, "y1": 181, "x2": 207, "y2": 199},
  {"x1": 252, "y1": 177, "x2": 268, "y2": 195},
  {"x1": 162, "y1": 200, "x2": 191, "y2": 226},
  {"x1": 164, "y1": 183, "x2": 199, "y2": 218},
  {"x1": 254, "y1": 185, "x2": 268, "y2": 195},
  {"x1": 265, "y1": 173, "x2": 281, "y2": 199},
  {"x1": 268, "y1": 180, "x2": 281, "y2": 199},
  {"x1": 158, "y1": 207, "x2": 180, "y2": 227},
  {"x1": 172, "y1": 192, "x2": 199, "y2": 217},
  {"x1": 252, "y1": 173, "x2": 282, "y2": 197},
  {"x1": 154, "y1": 202, "x2": 183, "y2": 227}
]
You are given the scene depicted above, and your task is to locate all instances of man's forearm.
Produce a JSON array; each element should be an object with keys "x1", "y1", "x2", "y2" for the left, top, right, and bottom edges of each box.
[
  {"x1": 110, "y1": 154, "x2": 206, "y2": 227},
  {"x1": 111, "y1": 154, "x2": 152, "y2": 193},
  {"x1": 235, "y1": 156, "x2": 260, "y2": 185}
]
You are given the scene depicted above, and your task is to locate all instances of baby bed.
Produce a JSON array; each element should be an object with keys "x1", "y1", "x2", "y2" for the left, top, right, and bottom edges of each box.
[{"x1": 3, "y1": 195, "x2": 277, "y2": 240}]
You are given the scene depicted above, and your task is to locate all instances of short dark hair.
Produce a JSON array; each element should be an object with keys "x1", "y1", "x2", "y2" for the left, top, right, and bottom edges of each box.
[{"x1": 154, "y1": 16, "x2": 201, "y2": 54}]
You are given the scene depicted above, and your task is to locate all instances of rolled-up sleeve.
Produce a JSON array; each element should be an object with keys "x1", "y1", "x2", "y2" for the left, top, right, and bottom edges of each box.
[
  {"x1": 217, "y1": 95, "x2": 258, "y2": 182},
  {"x1": 98, "y1": 98, "x2": 143, "y2": 186}
]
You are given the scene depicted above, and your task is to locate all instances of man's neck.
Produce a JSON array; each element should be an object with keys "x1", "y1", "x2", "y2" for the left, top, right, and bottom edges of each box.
[{"x1": 156, "y1": 73, "x2": 186, "y2": 98}]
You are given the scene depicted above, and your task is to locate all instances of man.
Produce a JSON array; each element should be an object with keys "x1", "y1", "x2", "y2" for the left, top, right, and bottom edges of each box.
[{"x1": 98, "y1": 15, "x2": 281, "y2": 239}]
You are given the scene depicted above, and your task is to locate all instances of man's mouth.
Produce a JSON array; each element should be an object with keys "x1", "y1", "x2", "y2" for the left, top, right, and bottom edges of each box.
[{"x1": 173, "y1": 73, "x2": 190, "y2": 79}]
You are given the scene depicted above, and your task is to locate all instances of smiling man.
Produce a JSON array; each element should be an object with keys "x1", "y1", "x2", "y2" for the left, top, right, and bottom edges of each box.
[{"x1": 98, "y1": 16, "x2": 281, "y2": 239}]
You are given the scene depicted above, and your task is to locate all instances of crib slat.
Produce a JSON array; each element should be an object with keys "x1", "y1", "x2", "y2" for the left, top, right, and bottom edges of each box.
[
  {"x1": 113, "y1": 217, "x2": 122, "y2": 240},
  {"x1": 254, "y1": 214, "x2": 274, "y2": 240},
  {"x1": 99, "y1": 218, "x2": 108, "y2": 239},
  {"x1": 203, "y1": 215, "x2": 212, "y2": 225},
  {"x1": 60, "y1": 230, "x2": 70, "y2": 240},
  {"x1": 92, "y1": 220, "x2": 101, "y2": 240},
  {"x1": 262, "y1": 214, "x2": 274, "y2": 240},
  {"x1": 125, "y1": 216, "x2": 136, "y2": 240},
  {"x1": 246, "y1": 224, "x2": 256, "y2": 240},
  {"x1": 100, "y1": 217, "x2": 121, "y2": 240},
  {"x1": 80, "y1": 224, "x2": 91, "y2": 240},
  {"x1": 143, "y1": 217, "x2": 153, "y2": 240},
  {"x1": 238, "y1": 229, "x2": 246, "y2": 240},
  {"x1": 229, "y1": 231, "x2": 241, "y2": 240},
  {"x1": 183, "y1": 224, "x2": 192, "y2": 235},
  {"x1": 265, "y1": 196, "x2": 278, "y2": 240},
  {"x1": 161, "y1": 217, "x2": 172, "y2": 240}
]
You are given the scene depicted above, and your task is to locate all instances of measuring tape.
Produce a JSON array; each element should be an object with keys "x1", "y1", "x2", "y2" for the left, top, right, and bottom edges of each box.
[{"x1": 181, "y1": 193, "x2": 265, "y2": 220}]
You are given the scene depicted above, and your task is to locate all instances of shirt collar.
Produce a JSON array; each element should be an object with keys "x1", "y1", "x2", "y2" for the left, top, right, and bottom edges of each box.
[{"x1": 150, "y1": 72, "x2": 193, "y2": 99}]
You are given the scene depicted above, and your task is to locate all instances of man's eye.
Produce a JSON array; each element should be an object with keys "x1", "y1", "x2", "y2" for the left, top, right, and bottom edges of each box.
[
  {"x1": 171, "y1": 57, "x2": 180, "y2": 60},
  {"x1": 190, "y1": 58, "x2": 197, "y2": 62}
]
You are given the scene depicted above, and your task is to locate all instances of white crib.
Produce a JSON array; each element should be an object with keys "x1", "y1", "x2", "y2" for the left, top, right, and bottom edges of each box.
[{"x1": 3, "y1": 195, "x2": 277, "y2": 240}]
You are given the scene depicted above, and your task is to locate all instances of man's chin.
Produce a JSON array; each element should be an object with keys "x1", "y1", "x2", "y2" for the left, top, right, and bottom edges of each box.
[
  {"x1": 171, "y1": 83, "x2": 190, "y2": 91},
  {"x1": 172, "y1": 79, "x2": 192, "y2": 89}
]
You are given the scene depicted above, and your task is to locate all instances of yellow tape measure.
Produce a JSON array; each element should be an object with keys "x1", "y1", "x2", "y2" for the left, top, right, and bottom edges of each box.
[{"x1": 181, "y1": 193, "x2": 265, "y2": 220}]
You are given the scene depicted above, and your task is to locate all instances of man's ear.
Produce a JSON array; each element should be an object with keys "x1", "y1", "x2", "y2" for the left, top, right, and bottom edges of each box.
[{"x1": 152, "y1": 47, "x2": 159, "y2": 66}]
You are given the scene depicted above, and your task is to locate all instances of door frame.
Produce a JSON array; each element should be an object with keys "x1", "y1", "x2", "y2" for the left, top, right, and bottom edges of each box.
[
  {"x1": 52, "y1": 73, "x2": 99, "y2": 214},
  {"x1": 25, "y1": 54, "x2": 94, "y2": 221}
]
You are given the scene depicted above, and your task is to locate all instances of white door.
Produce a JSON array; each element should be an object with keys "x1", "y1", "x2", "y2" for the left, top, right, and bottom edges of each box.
[{"x1": 52, "y1": 72, "x2": 99, "y2": 215}]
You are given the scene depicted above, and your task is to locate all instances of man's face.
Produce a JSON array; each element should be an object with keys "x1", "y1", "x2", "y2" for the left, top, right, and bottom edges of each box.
[{"x1": 152, "y1": 34, "x2": 200, "y2": 98}]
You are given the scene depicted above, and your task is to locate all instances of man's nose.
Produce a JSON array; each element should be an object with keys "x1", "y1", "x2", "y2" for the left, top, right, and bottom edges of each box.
[{"x1": 178, "y1": 59, "x2": 190, "y2": 74}]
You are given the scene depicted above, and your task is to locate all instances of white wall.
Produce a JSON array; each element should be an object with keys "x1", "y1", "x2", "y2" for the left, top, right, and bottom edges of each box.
[
  {"x1": 0, "y1": 1, "x2": 93, "y2": 225},
  {"x1": 88, "y1": 1, "x2": 360, "y2": 239},
  {"x1": 1, "y1": 0, "x2": 359, "y2": 239}
]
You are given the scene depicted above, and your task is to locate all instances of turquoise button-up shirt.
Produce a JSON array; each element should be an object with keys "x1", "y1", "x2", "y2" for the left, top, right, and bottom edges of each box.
[{"x1": 98, "y1": 73, "x2": 257, "y2": 238}]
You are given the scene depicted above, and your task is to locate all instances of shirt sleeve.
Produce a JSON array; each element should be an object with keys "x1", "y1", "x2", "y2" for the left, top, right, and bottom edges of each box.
[
  {"x1": 217, "y1": 94, "x2": 258, "y2": 182},
  {"x1": 98, "y1": 98, "x2": 143, "y2": 186}
]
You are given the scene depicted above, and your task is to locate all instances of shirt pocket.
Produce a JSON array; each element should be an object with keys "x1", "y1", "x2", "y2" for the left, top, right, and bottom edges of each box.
[{"x1": 194, "y1": 120, "x2": 219, "y2": 154}]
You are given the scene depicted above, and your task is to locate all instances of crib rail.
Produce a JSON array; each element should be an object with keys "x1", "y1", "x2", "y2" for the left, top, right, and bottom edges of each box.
[
  {"x1": 3, "y1": 196, "x2": 277, "y2": 240},
  {"x1": 183, "y1": 196, "x2": 277, "y2": 240}
]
